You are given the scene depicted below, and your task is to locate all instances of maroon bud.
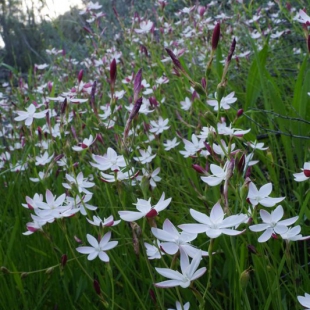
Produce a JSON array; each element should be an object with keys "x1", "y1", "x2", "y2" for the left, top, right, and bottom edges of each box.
[
  {"x1": 61, "y1": 254, "x2": 67, "y2": 268},
  {"x1": 197, "y1": 5, "x2": 206, "y2": 17},
  {"x1": 149, "y1": 289, "x2": 156, "y2": 304},
  {"x1": 134, "y1": 69, "x2": 142, "y2": 102},
  {"x1": 110, "y1": 59, "x2": 117, "y2": 86},
  {"x1": 54, "y1": 154, "x2": 64, "y2": 162},
  {"x1": 113, "y1": 6, "x2": 119, "y2": 18},
  {"x1": 96, "y1": 133, "x2": 104, "y2": 144},
  {"x1": 237, "y1": 154, "x2": 245, "y2": 174},
  {"x1": 37, "y1": 127, "x2": 42, "y2": 141},
  {"x1": 308, "y1": 35, "x2": 310, "y2": 54},
  {"x1": 46, "y1": 111, "x2": 50, "y2": 127},
  {"x1": 192, "y1": 164, "x2": 207, "y2": 174},
  {"x1": 271, "y1": 233, "x2": 278, "y2": 240},
  {"x1": 93, "y1": 279, "x2": 101, "y2": 295},
  {"x1": 62, "y1": 48, "x2": 66, "y2": 57},
  {"x1": 78, "y1": 69, "x2": 83, "y2": 83},
  {"x1": 47, "y1": 81, "x2": 53, "y2": 93},
  {"x1": 71, "y1": 126, "x2": 77, "y2": 140},
  {"x1": 227, "y1": 38, "x2": 236, "y2": 62},
  {"x1": 83, "y1": 26, "x2": 93, "y2": 34},
  {"x1": 165, "y1": 48, "x2": 185, "y2": 73},
  {"x1": 237, "y1": 109, "x2": 243, "y2": 118},
  {"x1": 247, "y1": 244, "x2": 257, "y2": 254},
  {"x1": 129, "y1": 97, "x2": 142, "y2": 121},
  {"x1": 149, "y1": 96, "x2": 159, "y2": 107},
  {"x1": 212, "y1": 23, "x2": 221, "y2": 50},
  {"x1": 286, "y1": 3, "x2": 291, "y2": 11},
  {"x1": 61, "y1": 98, "x2": 67, "y2": 115},
  {"x1": 140, "y1": 44, "x2": 148, "y2": 56},
  {"x1": 201, "y1": 77, "x2": 206, "y2": 90}
]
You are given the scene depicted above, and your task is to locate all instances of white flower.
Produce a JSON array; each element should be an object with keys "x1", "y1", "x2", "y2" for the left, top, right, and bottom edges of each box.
[
  {"x1": 135, "y1": 20, "x2": 154, "y2": 34},
  {"x1": 149, "y1": 117, "x2": 170, "y2": 135},
  {"x1": 293, "y1": 162, "x2": 310, "y2": 182},
  {"x1": 72, "y1": 135, "x2": 95, "y2": 151},
  {"x1": 280, "y1": 225, "x2": 310, "y2": 241},
  {"x1": 249, "y1": 205, "x2": 298, "y2": 242},
  {"x1": 293, "y1": 9, "x2": 310, "y2": 24},
  {"x1": 136, "y1": 167, "x2": 161, "y2": 188},
  {"x1": 86, "y1": 215, "x2": 120, "y2": 227},
  {"x1": 152, "y1": 219, "x2": 208, "y2": 258},
  {"x1": 133, "y1": 146, "x2": 156, "y2": 164},
  {"x1": 217, "y1": 122, "x2": 250, "y2": 136},
  {"x1": 144, "y1": 240, "x2": 164, "y2": 260},
  {"x1": 247, "y1": 182, "x2": 285, "y2": 207},
  {"x1": 179, "y1": 202, "x2": 247, "y2": 238},
  {"x1": 207, "y1": 92, "x2": 237, "y2": 111},
  {"x1": 35, "y1": 151, "x2": 54, "y2": 166},
  {"x1": 91, "y1": 147, "x2": 126, "y2": 172},
  {"x1": 163, "y1": 138, "x2": 180, "y2": 151},
  {"x1": 14, "y1": 103, "x2": 47, "y2": 126},
  {"x1": 168, "y1": 301, "x2": 190, "y2": 310},
  {"x1": 62, "y1": 172, "x2": 95, "y2": 195},
  {"x1": 155, "y1": 249, "x2": 206, "y2": 288},
  {"x1": 76, "y1": 232, "x2": 118, "y2": 262},
  {"x1": 297, "y1": 292, "x2": 310, "y2": 309},
  {"x1": 179, "y1": 134, "x2": 205, "y2": 158},
  {"x1": 66, "y1": 194, "x2": 97, "y2": 216},
  {"x1": 118, "y1": 192, "x2": 171, "y2": 221},
  {"x1": 180, "y1": 97, "x2": 192, "y2": 111},
  {"x1": 246, "y1": 140, "x2": 268, "y2": 151},
  {"x1": 201, "y1": 161, "x2": 230, "y2": 186}
]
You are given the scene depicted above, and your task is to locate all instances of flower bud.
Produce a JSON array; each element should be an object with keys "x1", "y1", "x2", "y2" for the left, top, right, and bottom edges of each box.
[
  {"x1": 46, "y1": 267, "x2": 54, "y2": 274},
  {"x1": 149, "y1": 289, "x2": 156, "y2": 304},
  {"x1": 1, "y1": 266, "x2": 10, "y2": 274},
  {"x1": 212, "y1": 23, "x2": 220, "y2": 51},
  {"x1": 47, "y1": 81, "x2": 53, "y2": 93},
  {"x1": 134, "y1": 69, "x2": 142, "y2": 103},
  {"x1": 240, "y1": 269, "x2": 251, "y2": 290},
  {"x1": 237, "y1": 153, "x2": 245, "y2": 174},
  {"x1": 109, "y1": 59, "x2": 117, "y2": 87},
  {"x1": 165, "y1": 48, "x2": 185, "y2": 73},
  {"x1": 227, "y1": 38, "x2": 236, "y2": 63},
  {"x1": 192, "y1": 164, "x2": 207, "y2": 174},
  {"x1": 61, "y1": 254, "x2": 68, "y2": 268},
  {"x1": 77, "y1": 69, "x2": 83, "y2": 83},
  {"x1": 237, "y1": 109, "x2": 243, "y2": 118},
  {"x1": 247, "y1": 244, "x2": 257, "y2": 254},
  {"x1": 93, "y1": 279, "x2": 101, "y2": 295},
  {"x1": 197, "y1": 5, "x2": 206, "y2": 17},
  {"x1": 308, "y1": 35, "x2": 310, "y2": 54}
]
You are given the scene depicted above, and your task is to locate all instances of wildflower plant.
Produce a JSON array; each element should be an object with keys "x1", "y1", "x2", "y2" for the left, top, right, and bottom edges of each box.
[{"x1": 1, "y1": 1, "x2": 310, "y2": 310}]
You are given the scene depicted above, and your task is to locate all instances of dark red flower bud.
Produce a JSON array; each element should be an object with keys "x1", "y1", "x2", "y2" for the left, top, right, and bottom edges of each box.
[
  {"x1": 61, "y1": 254, "x2": 67, "y2": 268},
  {"x1": 93, "y1": 279, "x2": 101, "y2": 295},
  {"x1": 192, "y1": 164, "x2": 207, "y2": 174},
  {"x1": 237, "y1": 154, "x2": 245, "y2": 174},
  {"x1": 134, "y1": 69, "x2": 142, "y2": 103},
  {"x1": 110, "y1": 59, "x2": 117, "y2": 86},
  {"x1": 47, "y1": 81, "x2": 53, "y2": 93},
  {"x1": 201, "y1": 77, "x2": 206, "y2": 90},
  {"x1": 247, "y1": 244, "x2": 257, "y2": 254},
  {"x1": 307, "y1": 35, "x2": 310, "y2": 54},
  {"x1": 61, "y1": 98, "x2": 67, "y2": 115},
  {"x1": 198, "y1": 5, "x2": 206, "y2": 17},
  {"x1": 149, "y1": 96, "x2": 159, "y2": 107},
  {"x1": 165, "y1": 48, "x2": 185, "y2": 73},
  {"x1": 149, "y1": 289, "x2": 156, "y2": 304},
  {"x1": 237, "y1": 109, "x2": 243, "y2": 118},
  {"x1": 78, "y1": 69, "x2": 83, "y2": 83},
  {"x1": 227, "y1": 38, "x2": 236, "y2": 62},
  {"x1": 212, "y1": 23, "x2": 220, "y2": 50},
  {"x1": 146, "y1": 209, "x2": 158, "y2": 218}
]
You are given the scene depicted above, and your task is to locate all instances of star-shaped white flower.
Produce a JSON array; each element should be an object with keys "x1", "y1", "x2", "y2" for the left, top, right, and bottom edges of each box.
[
  {"x1": 91, "y1": 147, "x2": 126, "y2": 172},
  {"x1": 76, "y1": 232, "x2": 118, "y2": 262},
  {"x1": 247, "y1": 182, "x2": 285, "y2": 207},
  {"x1": 179, "y1": 202, "x2": 247, "y2": 238},
  {"x1": 298, "y1": 292, "x2": 310, "y2": 310},
  {"x1": 207, "y1": 91, "x2": 237, "y2": 111},
  {"x1": 118, "y1": 192, "x2": 171, "y2": 221},
  {"x1": 14, "y1": 104, "x2": 47, "y2": 126},
  {"x1": 293, "y1": 162, "x2": 310, "y2": 182},
  {"x1": 149, "y1": 117, "x2": 170, "y2": 135},
  {"x1": 62, "y1": 172, "x2": 95, "y2": 195},
  {"x1": 154, "y1": 249, "x2": 206, "y2": 288},
  {"x1": 249, "y1": 205, "x2": 298, "y2": 242},
  {"x1": 201, "y1": 161, "x2": 230, "y2": 186}
]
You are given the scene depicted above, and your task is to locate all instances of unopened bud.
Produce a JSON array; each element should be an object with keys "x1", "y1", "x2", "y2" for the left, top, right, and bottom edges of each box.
[
  {"x1": 46, "y1": 267, "x2": 54, "y2": 274},
  {"x1": 165, "y1": 48, "x2": 185, "y2": 73},
  {"x1": 149, "y1": 289, "x2": 156, "y2": 304},
  {"x1": 197, "y1": 5, "x2": 206, "y2": 17},
  {"x1": 240, "y1": 269, "x2": 251, "y2": 289},
  {"x1": 192, "y1": 164, "x2": 207, "y2": 174},
  {"x1": 78, "y1": 69, "x2": 83, "y2": 83},
  {"x1": 212, "y1": 23, "x2": 221, "y2": 51},
  {"x1": 110, "y1": 59, "x2": 117, "y2": 87},
  {"x1": 61, "y1": 254, "x2": 68, "y2": 268},
  {"x1": 237, "y1": 109, "x2": 243, "y2": 118},
  {"x1": 1, "y1": 266, "x2": 10, "y2": 274},
  {"x1": 47, "y1": 81, "x2": 53, "y2": 93},
  {"x1": 149, "y1": 96, "x2": 159, "y2": 107},
  {"x1": 93, "y1": 279, "x2": 101, "y2": 295},
  {"x1": 308, "y1": 35, "x2": 310, "y2": 54},
  {"x1": 237, "y1": 153, "x2": 245, "y2": 174},
  {"x1": 227, "y1": 38, "x2": 236, "y2": 63}
]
